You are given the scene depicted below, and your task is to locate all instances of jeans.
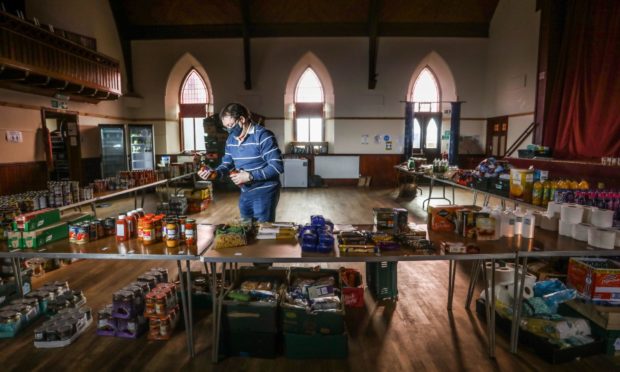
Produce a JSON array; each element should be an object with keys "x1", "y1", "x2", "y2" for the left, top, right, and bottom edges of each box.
[{"x1": 238, "y1": 187, "x2": 280, "y2": 222}]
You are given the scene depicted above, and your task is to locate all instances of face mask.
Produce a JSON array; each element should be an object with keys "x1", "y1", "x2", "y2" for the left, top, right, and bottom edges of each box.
[{"x1": 225, "y1": 121, "x2": 243, "y2": 136}]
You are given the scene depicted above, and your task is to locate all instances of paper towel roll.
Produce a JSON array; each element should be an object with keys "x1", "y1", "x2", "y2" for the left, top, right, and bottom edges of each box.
[
  {"x1": 534, "y1": 211, "x2": 543, "y2": 227},
  {"x1": 559, "y1": 220, "x2": 575, "y2": 237},
  {"x1": 507, "y1": 281, "x2": 534, "y2": 300},
  {"x1": 561, "y1": 204, "x2": 584, "y2": 224},
  {"x1": 494, "y1": 284, "x2": 512, "y2": 305},
  {"x1": 572, "y1": 223, "x2": 593, "y2": 242},
  {"x1": 615, "y1": 229, "x2": 620, "y2": 247},
  {"x1": 590, "y1": 208, "x2": 614, "y2": 228},
  {"x1": 588, "y1": 228, "x2": 616, "y2": 249},
  {"x1": 484, "y1": 265, "x2": 515, "y2": 286},
  {"x1": 540, "y1": 213, "x2": 559, "y2": 231},
  {"x1": 547, "y1": 201, "x2": 562, "y2": 217},
  {"x1": 582, "y1": 207, "x2": 593, "y2": 224}
]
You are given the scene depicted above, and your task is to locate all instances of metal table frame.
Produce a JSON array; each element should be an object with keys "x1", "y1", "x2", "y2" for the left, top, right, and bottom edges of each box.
[{"x1": 201, "y1": 224, "x2": 520, "y2": 363}]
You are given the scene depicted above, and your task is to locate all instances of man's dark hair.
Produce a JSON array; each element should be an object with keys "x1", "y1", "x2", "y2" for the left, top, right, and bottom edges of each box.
[{"x1": 219, "y1": 102, "x2": 251, "y2": 121}]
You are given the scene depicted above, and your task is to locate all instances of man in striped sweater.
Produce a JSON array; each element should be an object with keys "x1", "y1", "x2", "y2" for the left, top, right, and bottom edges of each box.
[{"x1": 198, "y1": 103, "x2": 284, "y2": 222}]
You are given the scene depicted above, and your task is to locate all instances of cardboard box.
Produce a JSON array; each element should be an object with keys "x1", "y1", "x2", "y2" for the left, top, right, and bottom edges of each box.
[
  {"x1": 428, "y1": 205, "x2": 479, "y2": 233},
  {"x1": 22, "y1": 222, "x2": 68, "y2": 249},
  {"x1": 567, "y1": 258, "x2": 620, "y2": 302},
  {"x1": 565, "y1": 300, "x2": 620, "y2": 330},
  {"x1": 7, "y1": 231, "x2": 23, "y2": 249},
  {"x1": 13, "y1": 209, "x2": 61, "y2": 232}
]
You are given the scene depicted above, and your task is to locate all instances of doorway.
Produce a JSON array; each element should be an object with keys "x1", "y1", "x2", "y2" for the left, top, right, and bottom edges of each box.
[
  {"x1": 486, "y1": 116, "x2": 508, "y2": 157},
  {"x1": 41, "y1": 109, "x2": 83, "y2": 183},
  {"x1": 413, "y1": 112, "x2": 442, "y2": 160}
]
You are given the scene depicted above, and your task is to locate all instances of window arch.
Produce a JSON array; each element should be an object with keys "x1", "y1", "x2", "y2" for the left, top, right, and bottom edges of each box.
[
  {"x1": 411, "y1": 67, "x2": 440, "y2": 112},
  {"x1": 294, "y1": 67, "x2": 324, "y2": 142},
  {"x1": 179, "y1": 68, "x2": 210, "y2": 151}
]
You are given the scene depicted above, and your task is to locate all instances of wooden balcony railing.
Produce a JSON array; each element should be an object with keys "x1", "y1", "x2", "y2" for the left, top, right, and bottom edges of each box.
[{"x1": 0, "y1": 10, "x2": 121, "y2": 102}]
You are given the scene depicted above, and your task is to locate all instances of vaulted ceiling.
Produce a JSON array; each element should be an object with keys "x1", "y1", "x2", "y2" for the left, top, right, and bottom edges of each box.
[
  {"x1": 111, "y1": 0, "x2": 500, "y2": 39},
  {"x1": 108, "y1": 0, "x2": 500, "y2": 91}
]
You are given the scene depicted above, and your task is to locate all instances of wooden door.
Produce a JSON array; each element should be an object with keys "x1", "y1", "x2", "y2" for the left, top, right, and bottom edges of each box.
[
  {"x1": 413, "y1": 112, "x2": 442, "y2": 161},
  {"x1": 486, "y1": 116, "x2": 508, "y2": 157}
]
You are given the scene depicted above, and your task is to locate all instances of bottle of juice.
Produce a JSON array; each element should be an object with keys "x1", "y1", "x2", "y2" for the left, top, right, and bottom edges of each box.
[
  {"x1": 578, "y1": 179, "x2": 590, "y2": 190},
  {"x1": 542, "y1": 178, "x2": 552, "y2": 207},
  {"x1": 532, "y1": 180, "x2": 544, "y2": 206},
  {"x1": 570, "y1": 180, "x2": 579, "y2": 190},
  {"x1": 548, "y1": 180, "x2": 557, "y2": 204}
]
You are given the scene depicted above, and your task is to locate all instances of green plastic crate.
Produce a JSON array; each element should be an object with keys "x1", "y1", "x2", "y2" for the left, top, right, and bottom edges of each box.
[
  {"x1": 284, "y1": 332, "x2": 348, "y2": 359},
  {"x1": 366, "y1": 262, "x2": 398, "y2": 301}
]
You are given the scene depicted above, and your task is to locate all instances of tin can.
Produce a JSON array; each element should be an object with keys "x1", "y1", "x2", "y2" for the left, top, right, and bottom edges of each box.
[
  {"x1": 104, "y1": 218, "x2": 116, "y2": 236},
  {"x1": 69, "y1": 225, "x2": 79, "y2": 243},
  {"x1": 96, "y1": 219, "x2": 105, "y2": 238},
  {"x1": 76, "y1": 224, "x2": 90, "y2": 245},
  {"x1": 89, "y1": 221, "x2": 99, "y2": 241}
]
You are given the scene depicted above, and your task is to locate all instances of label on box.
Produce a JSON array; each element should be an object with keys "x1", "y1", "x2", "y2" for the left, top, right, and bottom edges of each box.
[{"x1": 307, "y1": 285, "x2": 334, "y2": 299}]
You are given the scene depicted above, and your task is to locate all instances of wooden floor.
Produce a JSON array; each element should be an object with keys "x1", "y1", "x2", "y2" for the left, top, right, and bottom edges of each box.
[{"x1": 1, "y1": 186, "x2": 618, "y2": 371}]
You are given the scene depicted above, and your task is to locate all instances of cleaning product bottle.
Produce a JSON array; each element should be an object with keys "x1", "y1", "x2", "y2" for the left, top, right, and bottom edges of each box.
[
  {"x1": 501, "y1": 208, "x2": 515, "y2": 238},
  {"x1": 514, "y1": 206, "x2": 524, "y2": 235},
  {"x1": 532, "y1": 179, "x2": 544, "y2": 206},
  {"x1": 491, "y1": 206, "x2": 503, "y2": 240},
  {"x1": 522, "y1": 210, "x2": 536, "y2": 238}
]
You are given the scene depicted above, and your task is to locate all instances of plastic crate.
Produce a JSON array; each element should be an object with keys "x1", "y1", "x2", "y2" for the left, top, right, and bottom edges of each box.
[{"x1": 366, "y1": 262, "x2": 398, "y2": 301}]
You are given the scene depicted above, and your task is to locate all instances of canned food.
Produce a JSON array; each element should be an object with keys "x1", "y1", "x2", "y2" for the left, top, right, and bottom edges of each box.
[{"x1": 76, "y1": 224, "x2": 89, "y2": 244}]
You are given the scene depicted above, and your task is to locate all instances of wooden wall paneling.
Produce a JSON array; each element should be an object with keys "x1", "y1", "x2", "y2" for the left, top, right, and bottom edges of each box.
[
  {"x1": 0, "y1": 161, "x2": 48, "y2": 195},
  {"x1": 360, "y1": 154, "x2": 403, "y2": 187}
]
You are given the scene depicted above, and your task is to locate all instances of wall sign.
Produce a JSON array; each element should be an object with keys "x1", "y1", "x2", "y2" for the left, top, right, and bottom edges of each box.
[{"x1": 5, "y1": 131, "x2": 23, "y2": 143}]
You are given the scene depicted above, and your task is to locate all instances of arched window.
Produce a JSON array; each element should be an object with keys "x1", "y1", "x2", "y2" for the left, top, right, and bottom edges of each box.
[
  {"x1": 180, "y1": 69, "x2": 209, "y2": 151},
  {"x1": 411, "y1": 67, "x2": 440, "y2": 112},
  {"x1": 295, "y1": 68, "x2": 324, "y2": 142},
  {"x1": 410, "y1": 67, "x2": 441, "y2": 155}
]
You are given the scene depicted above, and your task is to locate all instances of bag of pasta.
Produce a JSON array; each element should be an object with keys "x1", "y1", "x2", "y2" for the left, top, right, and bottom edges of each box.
[{"x1": 214, "y1": 223, "x2": 247, "y2": 249}]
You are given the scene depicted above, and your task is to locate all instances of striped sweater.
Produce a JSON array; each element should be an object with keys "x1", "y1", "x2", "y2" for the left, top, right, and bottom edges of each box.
[{"x1": 215, "y1": 124, "x2": 283, "y2": 194}]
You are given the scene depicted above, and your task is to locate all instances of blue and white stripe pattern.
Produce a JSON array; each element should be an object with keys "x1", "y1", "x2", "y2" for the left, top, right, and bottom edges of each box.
[{"x1": 216, "y1": 124, "x2": 283, "y2": 194}]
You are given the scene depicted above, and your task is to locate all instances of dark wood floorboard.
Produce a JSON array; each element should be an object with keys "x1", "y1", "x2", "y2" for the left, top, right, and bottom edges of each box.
[{"x1": 0, "y1": 186, "x2": 618, "y2": 371}]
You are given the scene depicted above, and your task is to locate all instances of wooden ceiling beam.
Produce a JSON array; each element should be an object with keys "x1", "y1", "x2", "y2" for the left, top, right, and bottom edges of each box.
[
  {"x1": 109, "y1": 0, "x2": 133, "y2": 93},
  {"x1": 125, "y1": 22, "x2": 489, "y2": 39},
  {"x1": 368, "y1": 0, "x2": 380, "y2": 90},
  {"x1": 241, "y1": 0, "x2": 252, "y2": 90}
]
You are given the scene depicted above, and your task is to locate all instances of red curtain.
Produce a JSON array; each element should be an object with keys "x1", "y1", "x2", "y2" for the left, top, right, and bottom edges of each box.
[{"x1": 543, "y1": 0, "x2": 620, "y2": 160}]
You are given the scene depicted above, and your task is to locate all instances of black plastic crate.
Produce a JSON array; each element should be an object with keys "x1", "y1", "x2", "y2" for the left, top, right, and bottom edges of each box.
[
  {"x1": 366, "y1": 262, "x2": 398, "y2": 301},
  {"x1": 489, "y1": 178, "x2": 510, "y2": 197}
]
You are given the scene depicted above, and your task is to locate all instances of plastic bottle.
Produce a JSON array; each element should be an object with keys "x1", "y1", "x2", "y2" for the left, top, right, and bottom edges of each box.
[
  {"x1": 116, "y1": 215, "x2": 128, "y2": 242},
  {"x1": 501, "y1": 209, "x2": 515, "y2": 238},
  {"x1": 522, "y1": 210, "x2": 536, "y2": 239},
  {"x1": 548, "y1": 180, "x2": 557, "y2": 204},
  {"x1": 532, "y1": 180, "x2": 544, "y2": 206},
  {"x1": 126, "y1": 211, "x2": 137, "y2": 239},
  {"x1": 542, "y1": 178, "x2": 552, "y2": 207},
  {"x1": 578, "y1": 180, "x2": 590, "y2": 190},
  {"x1": 490, "y1": 207, "x2": 503, "y2": 240},
  {"x1": 514, "y1": 207, "x2": 524, "y2": 235}
]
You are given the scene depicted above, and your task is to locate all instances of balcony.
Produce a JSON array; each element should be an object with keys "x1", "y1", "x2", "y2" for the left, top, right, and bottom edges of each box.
[{"x1": 0, "y1": 10, "x2": 121, "y2": 103}]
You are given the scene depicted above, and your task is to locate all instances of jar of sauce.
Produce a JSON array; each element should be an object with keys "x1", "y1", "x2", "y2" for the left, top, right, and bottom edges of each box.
[
  {"x1": 166, "y1": 221, "x2": 178, "y2": 248},
  {"x1": 142, "y1": 218, "x2": 154, "y2": 245},
  {"x1": 185, "y1": 219, "x2": 197, "y2": 246},
  {"x1": 178, "y1": 216, "x2": 187, "y2": 241}
]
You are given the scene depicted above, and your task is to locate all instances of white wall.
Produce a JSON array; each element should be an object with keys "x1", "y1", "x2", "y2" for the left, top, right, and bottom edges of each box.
[
  {"x1": 131, "y1": 37, "x2": 488, "y2": 154},
  {"x1": 0, "y1": 1, "x2": 133, "y2": 164},
  {"x1": 485, "y1": 0, "x2": 540, "y2": 151}
]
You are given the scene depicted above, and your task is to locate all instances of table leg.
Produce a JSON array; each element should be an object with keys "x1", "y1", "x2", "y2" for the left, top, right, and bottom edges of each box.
[
  {"x1": 452, "y1": 185, "x2": 456, "y2": 205},
  {"x1": 422, "y1": 178, "x2": 435, "y2": 210},
  {"x1": 176, "y1": 260, "x2": 192, "y2": 358},
  {"x1": 90, "y1": 202, "x2": 97, "y2": 219},
  {"x1": 465, "y1": 259, "x2": 481, "y2": 309},
  {"x1": 11, "y1": 258, "x2": 24, "y2": 297},
  {"x1": 210, "y1": 262, "x2": 219, "y2": 363},
  {"x1": 141, "y1": 188, "x2": 146, "y2": 208},
  {"x1": 480, "y1": 260, "x2": 492, "y2": 354},
  {"x1": 511, "y1": 256, "x2": 528, "y2": 353},
  {"x1": 186, "y1": 260, "x2": 195, "y2": 357},
  {"x1": 490, "y1": 258, "x2": 496, "y2": 358},
  {"x1": 134, "y1": 190, "x2": 138, "y2": 209},
  {"x1": 447, "y1": 260, "x2": 457, "y2": 310}
]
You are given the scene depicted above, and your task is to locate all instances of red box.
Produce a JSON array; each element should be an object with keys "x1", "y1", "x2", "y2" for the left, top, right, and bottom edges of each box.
[
  {"x1": 567, "y1": 258, "x2": 620, "y2": 302},
  {"x1": 341, "y1": 268, "x2": 364, "y2": 308}
]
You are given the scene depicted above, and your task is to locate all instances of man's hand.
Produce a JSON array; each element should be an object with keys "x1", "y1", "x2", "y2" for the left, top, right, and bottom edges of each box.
[
  {"x1": 197, "y1": 168, "x2": 213, "y2": 180},
  {"x1": 230, "y1": 170, "x2": 252, "y2": 185}
]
